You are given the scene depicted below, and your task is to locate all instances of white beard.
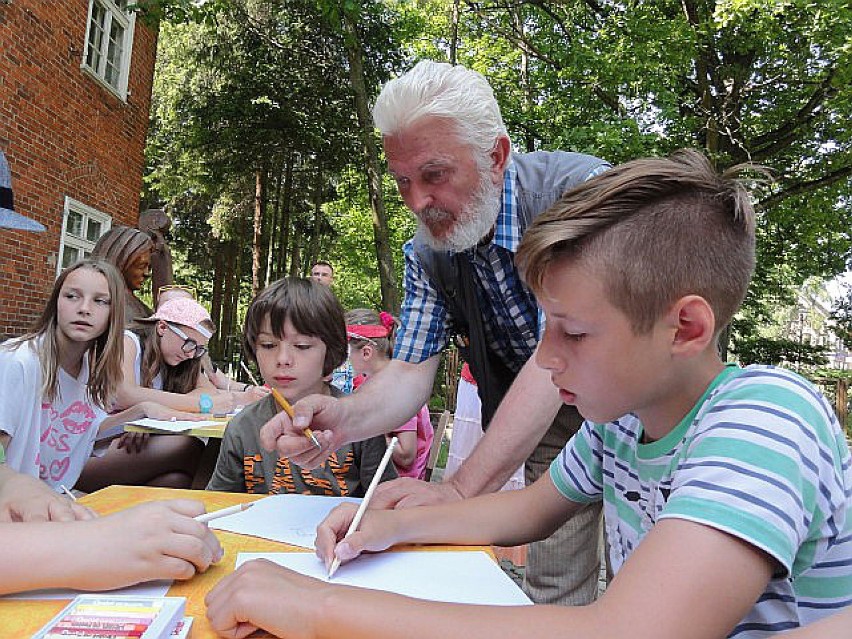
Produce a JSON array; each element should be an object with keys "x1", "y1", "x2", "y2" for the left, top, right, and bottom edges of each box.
[{"x1": 414, "y1": 175, "x2": 502, "y2": 252}]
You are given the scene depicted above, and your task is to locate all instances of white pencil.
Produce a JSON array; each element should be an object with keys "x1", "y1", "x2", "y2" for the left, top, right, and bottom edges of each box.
[
  {"x1": 195, "y1": 502, "x2": 254, "y2": 523},
  {"x1": 59, "y1": 484, "x2": 77, "y2": 501},
  {"x1": 240, "y1": 361, "x2": 260, "y2": 387},
  {"x1": 328, "y1": 436, "x2": 398, "y2": 579}
]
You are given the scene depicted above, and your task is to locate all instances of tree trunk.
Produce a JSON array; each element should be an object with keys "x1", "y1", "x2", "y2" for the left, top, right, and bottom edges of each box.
[
  {"x1": 220, "y1": 238, "x2": 238, "y2": 360},
  {"x1": 266, "y1": 164, "x2": 284, "y2": 287},
  {"x1": 341, "y1": 7, "x2": 399, "y2": 312},
  {"x1": 308, "y1": 163, "x2": 323, "y2": 271},
  {"x1": 252, "y1": 168, "x2": 266, "y2": 298},
  {"x1": 279, "y1": 155, "x2": 294, "y2": 280},
  {"x1": 210, "y1": 240, "x2": 225, "y2": 358},
  {"x1": 289, "y1": 223, "x2": 302, "y2": 277},
  {"x1": 449, "y1": 0, "x2": 460, "y2": 65}
]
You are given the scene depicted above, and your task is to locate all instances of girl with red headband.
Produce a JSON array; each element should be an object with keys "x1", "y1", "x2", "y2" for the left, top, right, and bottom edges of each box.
[{"x1": 345, "y1": 309, "x2": 434, "y2": 480}]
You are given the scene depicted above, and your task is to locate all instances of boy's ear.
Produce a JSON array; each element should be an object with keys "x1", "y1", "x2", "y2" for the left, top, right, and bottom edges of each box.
[{"x1": 666, "y1": 295, "x2": 716, "y2": 356}]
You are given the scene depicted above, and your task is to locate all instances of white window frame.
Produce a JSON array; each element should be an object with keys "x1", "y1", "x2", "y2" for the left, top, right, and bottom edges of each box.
[
  {"x1": 57, "y1": 197, "x2": 113, "y2": 277},
  {"x1": 81, "y1": 0, "x2": 136, "y2": 101}
]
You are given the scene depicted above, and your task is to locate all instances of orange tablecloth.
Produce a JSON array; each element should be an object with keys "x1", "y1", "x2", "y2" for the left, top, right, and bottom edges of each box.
[{"x1": 0, "y1": 485, "x2": 483, "y2": 638}]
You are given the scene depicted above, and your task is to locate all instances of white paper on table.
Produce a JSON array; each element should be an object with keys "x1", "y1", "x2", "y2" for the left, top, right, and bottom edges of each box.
[
  {"x1": 209, "y1": 494, "x2": 361, "y2": 549},
  {"x1": 236, "y1": 551, "x2": 532, "y2": 606},
  {"x1": 3, "y1": 579, "x2": 172, "y2": 601},
  {"x1": 127, "y1": 418, "x2": 221, "y2": 432}
]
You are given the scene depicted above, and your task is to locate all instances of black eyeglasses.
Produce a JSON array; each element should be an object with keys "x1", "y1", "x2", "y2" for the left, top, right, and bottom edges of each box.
[{"x1": 166, "y1": 323, "x2": 207, "y2": 359}]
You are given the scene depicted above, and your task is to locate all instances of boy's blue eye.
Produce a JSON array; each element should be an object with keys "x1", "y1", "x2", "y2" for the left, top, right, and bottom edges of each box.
[
  {"x1": 564, "y1": 332, "x2": 586, "y2": 342},
  {"x1": 295, "y1": 344, "x2": 312, "y2": 350},
  {"x1": 259, "y1": 342, "x2": 276, "y2": 350},
  {"x1": 95, "y1": 298, "x2": 111, "y2": 306}
]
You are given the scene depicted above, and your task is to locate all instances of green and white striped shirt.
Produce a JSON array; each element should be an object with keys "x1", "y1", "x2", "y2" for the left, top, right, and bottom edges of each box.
[{"x1": 551, "y1": 364, "x2": 852, "y2": 637}]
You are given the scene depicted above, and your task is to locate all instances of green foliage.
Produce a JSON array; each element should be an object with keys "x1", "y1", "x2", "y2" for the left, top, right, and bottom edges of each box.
[
  {"x1": 732, "y1": 335, "x2": 829, "y2": 368},
  {"x1": 144, "y1": 0, "x2": 852, "y2": 357},
  {"x1": 830, "y1": 284, "x2": 852, "y2": 350}
]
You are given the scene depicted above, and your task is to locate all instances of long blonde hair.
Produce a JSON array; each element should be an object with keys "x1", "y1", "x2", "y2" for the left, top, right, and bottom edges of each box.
[
  {"x1": 2, "y1": 259, "x2": 126, "y2": 407},
  {"x1": 134, "y1": 319, "x2": 215, "y2": 393}
]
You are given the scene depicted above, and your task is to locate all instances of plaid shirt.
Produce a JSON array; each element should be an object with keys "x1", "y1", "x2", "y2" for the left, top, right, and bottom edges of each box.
[{"x1": 395, "y1": 162, "x2": 541, "y2": 374}]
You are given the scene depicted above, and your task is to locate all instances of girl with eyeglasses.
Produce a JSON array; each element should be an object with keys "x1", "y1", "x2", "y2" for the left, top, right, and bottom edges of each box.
[{"x1": 77, "y1": 297, "x2": 234, "y2": 491}]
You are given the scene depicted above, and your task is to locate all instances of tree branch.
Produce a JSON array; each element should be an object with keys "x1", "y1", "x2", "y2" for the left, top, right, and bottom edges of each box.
[
  {"x1": 757, "y1": 163, "x2": 852, "y2": 210},
  {"x1": 750, "y1": 68, "x2": 837, "y2": 159}
]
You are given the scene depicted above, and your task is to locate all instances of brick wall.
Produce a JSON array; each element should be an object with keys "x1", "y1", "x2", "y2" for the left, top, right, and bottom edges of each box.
[{"x1": 0, "y1": 0, "x2": 158, "y2": 336}]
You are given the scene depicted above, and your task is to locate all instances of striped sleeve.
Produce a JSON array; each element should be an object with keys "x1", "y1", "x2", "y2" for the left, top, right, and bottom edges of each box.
[
  {"x1": 661, "y1": 368, "x2": 849, "y2": 577},
  {"x1": 549, "y1": 419, "x2": 605, "y2": 504}
]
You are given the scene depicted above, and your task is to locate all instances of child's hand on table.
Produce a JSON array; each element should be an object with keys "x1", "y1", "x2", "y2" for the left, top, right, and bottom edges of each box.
[
  {"x1": 206, "y1": 558, "x2": 330, "y2": 639},
  {"x1": 69, "y1": 499, "x2": 223, "y2": 591}
]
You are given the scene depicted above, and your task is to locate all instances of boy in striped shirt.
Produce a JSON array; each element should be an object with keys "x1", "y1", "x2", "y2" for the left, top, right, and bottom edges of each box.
[{"x1": 206, "y1": 150, "x2": 851, "y2": 639}]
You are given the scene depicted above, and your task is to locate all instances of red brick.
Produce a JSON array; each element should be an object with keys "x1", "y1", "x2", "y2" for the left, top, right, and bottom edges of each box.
[{"x1": 0, "y1": 0, "x2": 158, "y2": 336}]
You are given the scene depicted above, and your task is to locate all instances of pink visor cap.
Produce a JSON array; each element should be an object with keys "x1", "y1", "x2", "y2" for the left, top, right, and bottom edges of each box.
[{"x1": 142, "y1": 298, "x2": 213, "y2": 339}]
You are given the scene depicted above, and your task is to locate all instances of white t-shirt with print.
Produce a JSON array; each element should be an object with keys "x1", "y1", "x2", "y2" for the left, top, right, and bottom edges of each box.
[{"x1": 0, "y1": 339, "x2": 102, "y2": 490}]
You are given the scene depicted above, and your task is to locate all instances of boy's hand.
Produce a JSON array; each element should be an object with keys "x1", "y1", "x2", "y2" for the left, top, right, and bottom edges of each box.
[
  {"x1": 0, "y1": 469, "x2": 95, "y2": 522},
  {"x1": 372, "y1": 477, "x2": 465, "y2": 510},
  {"x1": 259, "y1": 393, "x2": 346, "y2": 469},
  {"x1": 74, "y1": 499, "x2": 223, "y2": 591},
  {"x1": 206, "y1": 559, "x2": 330, "y2": 639},
  {"x1": 314, "y1": 503, "x2": 398, "y2": 570}
]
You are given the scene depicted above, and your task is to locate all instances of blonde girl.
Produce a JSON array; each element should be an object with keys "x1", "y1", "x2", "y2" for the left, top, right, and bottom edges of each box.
[{"x1": 0, "y1": 259, "x2": 181, "y2": 491}]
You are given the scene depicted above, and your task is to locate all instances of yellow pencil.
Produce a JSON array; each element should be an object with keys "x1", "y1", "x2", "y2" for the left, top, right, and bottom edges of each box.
[{"x1": 270, "y1": 387, "x2": 322, "y2": 450}]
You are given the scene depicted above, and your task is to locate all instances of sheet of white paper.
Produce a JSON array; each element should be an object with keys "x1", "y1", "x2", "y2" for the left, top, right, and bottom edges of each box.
[
  {"x1": 236, "y1": 551, "x2": 532, "y2": 606},
  {"x1": 209, "y1": 494, "x2": 361, "y2": 549},
  {"x1": 3, "y1": 579, "x2": 172, "y2": 601},
  {"x1": 127, "y1": 418, "x2": 221, "y2": 432}
]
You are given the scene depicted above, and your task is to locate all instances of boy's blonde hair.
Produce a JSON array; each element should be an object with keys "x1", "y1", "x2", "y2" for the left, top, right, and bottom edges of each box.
[
  {"x1": 3, "y1": 259, "x2": 126, "y2": 407},
  {"x1": 517, "y1": 149, "x2": 756, "y2": 334},
  {"x1": 243, "y1": 277, "x2": 347, "y2": 377}
]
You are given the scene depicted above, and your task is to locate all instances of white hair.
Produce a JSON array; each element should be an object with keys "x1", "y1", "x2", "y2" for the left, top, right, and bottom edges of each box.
[{"x1": 372, "y1": 60, "x2": 509, "y2": 158}]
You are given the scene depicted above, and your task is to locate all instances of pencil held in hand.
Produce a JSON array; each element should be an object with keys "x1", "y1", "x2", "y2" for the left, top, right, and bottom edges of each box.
[
  {"x1": 270, "y1": 387, "x2": 322, "y2": 450},
  {"x1": 328, "y1": 436, "x2": 398, "y2": 579},
  {"x1": 195, "y1": 502, "x2": 254, "y2": 523}
]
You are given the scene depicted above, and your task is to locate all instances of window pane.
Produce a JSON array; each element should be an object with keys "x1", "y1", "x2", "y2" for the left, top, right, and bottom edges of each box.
[
  {"x1": 86, "y1": 1, "x2": 107, "y2": 71},
  {"x1": 86, "y1": 218, "x2": 103, "y2": 242},
  {"x1": 61, "y1": 247, "x2": 80, "y2": 269},
  {"x1": 105, "y1": 20, "x2": 125, "y2": 88},
  {"x1": 67, "y1": 211, "x2": 83, "y2": 238}
]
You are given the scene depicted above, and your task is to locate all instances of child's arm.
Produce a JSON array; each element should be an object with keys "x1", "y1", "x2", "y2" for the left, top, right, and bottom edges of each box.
[
  {"x1": 318, "y1": 474, "x2": 580, "y2": 565},
  {"x1": 0, "y1": 499, "x2": 223, "y2": 595},
  {"x1": 114, "y1": 334, "x2": 237, "y2": 414},
  {"x1": 778, "y1": 608, "x2": 852, "y2": 638},
  {"x1": 207, "y1": 497, "x2": 776, "y2": 639},
  {"x1": 389, "y1": 428, "x2": 418, "y2": 471},
  {"x1": 0, "y1": 464, "x2": 94, "y2": 522}
]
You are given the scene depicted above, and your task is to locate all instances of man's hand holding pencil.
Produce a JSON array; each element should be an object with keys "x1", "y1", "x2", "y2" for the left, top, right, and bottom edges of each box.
[{"x1": 259, "y1": 392, "x2": 348, "y2": 469}]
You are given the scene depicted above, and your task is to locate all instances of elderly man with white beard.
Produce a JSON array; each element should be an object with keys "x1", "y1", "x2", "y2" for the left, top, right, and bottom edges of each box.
[{"x1": 259, "y1": 60, "x2": 610, "y2": 606}]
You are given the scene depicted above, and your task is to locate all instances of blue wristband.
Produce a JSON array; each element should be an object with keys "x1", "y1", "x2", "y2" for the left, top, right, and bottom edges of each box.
[{"x1": 199, "y1": 393, "x2": 214, "y2": 414}]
